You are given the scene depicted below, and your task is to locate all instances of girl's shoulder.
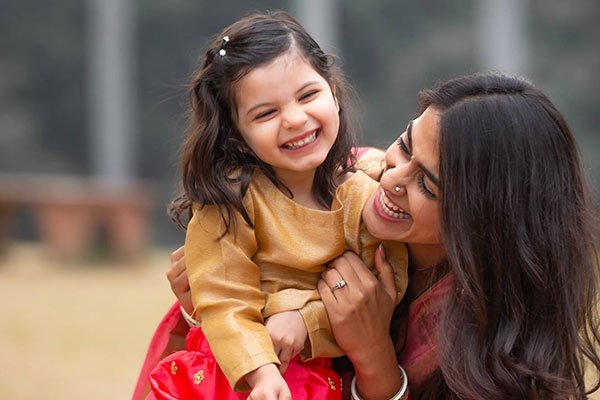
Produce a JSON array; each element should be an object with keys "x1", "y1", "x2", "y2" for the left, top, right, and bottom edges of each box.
[{"x1": 354, "y1": 147, "x2": 385, "y2": 180}]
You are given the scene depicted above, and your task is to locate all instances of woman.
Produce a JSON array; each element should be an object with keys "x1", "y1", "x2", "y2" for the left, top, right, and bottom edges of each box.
[{"x1": 135, "y1": 72, "x2": 600, "y2": 399}]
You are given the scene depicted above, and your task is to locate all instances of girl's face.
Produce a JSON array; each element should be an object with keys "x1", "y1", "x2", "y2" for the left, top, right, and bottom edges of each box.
[
  {"x1": 234, "y1": 49, "x2": 340, "y2": 182},
  {"x1": 362, "y1": 107, "x2": 443, "y2": 257}
]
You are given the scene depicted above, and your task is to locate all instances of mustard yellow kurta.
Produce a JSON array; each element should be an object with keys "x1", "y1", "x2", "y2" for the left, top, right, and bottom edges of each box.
[{"x1": 186, "y1": 167, "x2": 407, "y2": 391}]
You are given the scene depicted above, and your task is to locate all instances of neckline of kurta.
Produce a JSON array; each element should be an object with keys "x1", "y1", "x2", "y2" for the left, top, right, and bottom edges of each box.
[{"x1": 251, "y1": 169, "x2": 361, "y2": 215}]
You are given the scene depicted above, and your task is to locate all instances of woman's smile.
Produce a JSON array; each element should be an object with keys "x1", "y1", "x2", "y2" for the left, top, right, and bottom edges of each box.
[{"x1": 376, "y1": 189, "x2": 411, "y2": 221}]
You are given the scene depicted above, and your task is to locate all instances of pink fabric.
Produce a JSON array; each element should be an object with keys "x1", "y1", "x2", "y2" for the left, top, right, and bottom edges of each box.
[
  {"x1": 133, "y1": 302, "x2": 184, "y2": 400},
  {"x1": 399, "y1": 273, "x2": 453, "y2": 394},
  {"x1": 352, "y1": 146, "x2": 373, "y2": 161},
  {"x1": 149, "y1": 326, "x2": 342, "y2": 400}
]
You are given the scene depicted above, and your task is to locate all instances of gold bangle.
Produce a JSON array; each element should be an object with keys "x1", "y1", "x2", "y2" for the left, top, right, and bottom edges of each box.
[{"x1": 350, "y1": 365, "x2": 408, "y2": 400}]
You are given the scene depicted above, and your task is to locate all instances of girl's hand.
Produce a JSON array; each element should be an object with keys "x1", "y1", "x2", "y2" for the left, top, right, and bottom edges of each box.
[
  {"x1": 318, "y1": 247, "x2": 397, "y2": 369},
  {"x1": 245, "y1": 364, "x2": 291, "y2": 400},
  {"x1": 265, "y1": 310, "x2": 307, "y2": 374},
  {"x1": 166, "y1": 246, "x2": 193, "y2": 313}
]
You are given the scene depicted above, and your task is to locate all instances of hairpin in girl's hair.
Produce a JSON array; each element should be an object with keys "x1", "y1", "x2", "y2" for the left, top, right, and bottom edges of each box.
[{"x1": 218, "y1": 36, "x2": 230, "y2": 56}]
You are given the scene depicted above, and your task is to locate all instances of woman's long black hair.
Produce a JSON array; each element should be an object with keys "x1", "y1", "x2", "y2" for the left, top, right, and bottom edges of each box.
[{"x1": 420, "y1": 72, "x2": 600, "y2": 399}]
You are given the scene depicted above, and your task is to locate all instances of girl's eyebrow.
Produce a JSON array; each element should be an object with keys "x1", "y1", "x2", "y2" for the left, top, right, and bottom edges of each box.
[
  {"x1": 407, "y1": 120, "x2": 413, "y2": 152},
  {"x1": 406, "y1": 119, "x2": 440, "y2": 186}
]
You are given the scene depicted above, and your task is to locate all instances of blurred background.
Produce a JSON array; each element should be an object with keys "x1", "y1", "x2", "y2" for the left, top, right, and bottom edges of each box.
[{"x1": 1, "y1": 0, "x2": 599, "y2": 398}]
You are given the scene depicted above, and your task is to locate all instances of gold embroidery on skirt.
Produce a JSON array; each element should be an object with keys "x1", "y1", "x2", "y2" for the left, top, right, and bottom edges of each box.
[
  {"x1": 327, "y1": 377, "x2": 336, "y2": 390},
  {"x1": 170, "y1": 361, "x2": 178, "y2": 375},
  {"x1": 194, "y1": 370, "x2": 205, "y2": 385}
]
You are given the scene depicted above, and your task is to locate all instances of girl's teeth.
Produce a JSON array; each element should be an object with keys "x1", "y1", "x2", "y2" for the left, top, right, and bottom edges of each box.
[
  {"x1": 284, "y1": 132, "x2": 317, "y2": 149},
  {"x1": 379, "y1": 191, "x2": 409, "y2": 219}
]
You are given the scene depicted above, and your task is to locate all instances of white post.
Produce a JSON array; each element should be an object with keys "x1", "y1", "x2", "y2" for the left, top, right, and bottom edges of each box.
[
  {"x1": 291, "y1": 0, "x2": 342, "y2": 56},
  {"x1": 87, "y1": 0, "x2": 137, "y2": 188},
  {"x1": 476, "y1": 0, "x2": 529, "y2": 77}
]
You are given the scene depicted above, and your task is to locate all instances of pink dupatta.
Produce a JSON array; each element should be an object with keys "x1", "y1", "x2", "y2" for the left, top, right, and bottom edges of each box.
[{"x1": 399, "y1": 273, "x2": 453, "y2": 394}]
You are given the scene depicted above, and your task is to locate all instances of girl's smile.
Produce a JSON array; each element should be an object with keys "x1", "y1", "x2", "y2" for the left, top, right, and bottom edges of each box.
[{"x1": 281, "y1": 129, "x2": 319, "y2": 151}]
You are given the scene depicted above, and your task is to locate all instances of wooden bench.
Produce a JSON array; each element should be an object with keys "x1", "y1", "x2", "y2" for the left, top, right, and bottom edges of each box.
[{"x1": 0, "y1": 173, "x2": 154, "y2": 260}]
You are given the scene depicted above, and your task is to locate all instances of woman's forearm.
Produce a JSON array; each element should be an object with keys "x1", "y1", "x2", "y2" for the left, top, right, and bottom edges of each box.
[{"x1": 351, "y1": 338, "x2": 403, "y2": 400}]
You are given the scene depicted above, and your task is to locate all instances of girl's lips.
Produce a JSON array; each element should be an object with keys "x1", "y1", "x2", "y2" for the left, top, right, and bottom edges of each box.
[{"x1": 372, "y1": 189, "x2": 411, "y2": 223}]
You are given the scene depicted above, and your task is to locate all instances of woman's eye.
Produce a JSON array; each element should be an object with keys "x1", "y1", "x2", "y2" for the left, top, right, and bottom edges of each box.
[
  {"x1": 397, "y1": 137, "x2": 411, "y2": 158},
  {"x1": 417, "y1": 174, "x2": 437, "y2": 200}
]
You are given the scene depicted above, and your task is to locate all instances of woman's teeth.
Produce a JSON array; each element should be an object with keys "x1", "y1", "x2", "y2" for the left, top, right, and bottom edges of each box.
[
  {"x1": 379, "y1": 191, "x2": 410, "y2": 219},
  {"x1": 283, "y1": 131, "x2": 317, "y2": 150}
]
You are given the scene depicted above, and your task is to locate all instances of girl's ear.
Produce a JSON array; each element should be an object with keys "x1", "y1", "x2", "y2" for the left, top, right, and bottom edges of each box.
[{"x1": 330, "y1": 83, "x2": 340, "y2": 112}]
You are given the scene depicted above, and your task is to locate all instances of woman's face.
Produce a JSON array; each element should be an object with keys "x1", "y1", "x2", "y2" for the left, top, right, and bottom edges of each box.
[{"x1": 362, "y1": 106, "x2": 442, "y2": 247}]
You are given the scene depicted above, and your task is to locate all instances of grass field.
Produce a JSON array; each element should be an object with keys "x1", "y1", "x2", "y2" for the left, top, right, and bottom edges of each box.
[
  {"x1": 2, "y1": 242, "x2": 599, "y2": 399},
  {"x1": 0, "y1": 242, "x2": 174, "y2": 400}
]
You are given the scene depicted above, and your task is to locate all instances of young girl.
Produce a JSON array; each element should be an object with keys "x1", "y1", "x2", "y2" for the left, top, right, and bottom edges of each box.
[{"x1": 148, "y1": 11, "x2": 408, "y2": 400}]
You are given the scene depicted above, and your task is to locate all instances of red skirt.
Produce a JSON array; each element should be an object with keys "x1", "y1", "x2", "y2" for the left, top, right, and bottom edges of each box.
[{"x1": 148, "y1": 326, "x2": 342, "y2": 400}]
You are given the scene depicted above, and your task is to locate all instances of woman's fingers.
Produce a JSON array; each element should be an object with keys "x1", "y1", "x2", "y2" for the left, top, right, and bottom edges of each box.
[
  {"x1": 374, "y1": 244, "x2": 398, "y2": 300},
  {"x1": 168, "y1": 259, "x2": 188, "y2": 291},
  {"x1": 170, "y1": 245, "x2": 185, "y2": 263},
  {"x1": 166, "y1": 245, "x2": 193, "y2": 312},
  {"x1": 325, "y1": 252, "x2": 363, "y2": 292},
  {"x1": 167, "y1": 247, "x2": 186, "y2": 283},
  {"x1": 318, "y1": 279, "x2": 339, "y2": 307}
]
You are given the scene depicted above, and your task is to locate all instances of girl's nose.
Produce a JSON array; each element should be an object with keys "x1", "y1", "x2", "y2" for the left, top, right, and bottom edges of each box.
[{"x1": 282, "y1": 104, "x2": 308, "y2": 129}]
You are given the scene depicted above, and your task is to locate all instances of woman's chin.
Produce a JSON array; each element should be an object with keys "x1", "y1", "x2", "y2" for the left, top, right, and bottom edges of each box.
[{"x1": 363, "y1": 193, "x2": 411, "y2": 241}]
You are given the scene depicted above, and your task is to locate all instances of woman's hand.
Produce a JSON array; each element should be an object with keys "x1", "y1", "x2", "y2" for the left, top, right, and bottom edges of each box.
[
  {"x1": 318, "y1": 247, "x2": 397, "y2": 365},
  {"x1": 166, "y1": 246, "x2": 193, "y2": 313},
  {"x1": 264, "y1": 310, "x2": 307, "y2": 374},
  {"x1": 319, "y1": 247, "x2": 403, "y2": 399}
]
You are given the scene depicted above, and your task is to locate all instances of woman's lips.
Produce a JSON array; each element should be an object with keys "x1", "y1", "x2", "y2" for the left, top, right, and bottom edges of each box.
[{"x1": 373, "y1": 189, "x2": 411, "y2": 222}]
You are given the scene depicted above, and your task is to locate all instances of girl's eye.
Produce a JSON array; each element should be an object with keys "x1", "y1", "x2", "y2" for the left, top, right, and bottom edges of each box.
[
  {"x1": 417, "y1": 174, "x2": 437, "y2": 200},
  {"x1": 300, "y1": 90, "x2": 318, "y2": 101},
  {"x1": 255, "y1": 110, "x2": 275, "y2": 120}
]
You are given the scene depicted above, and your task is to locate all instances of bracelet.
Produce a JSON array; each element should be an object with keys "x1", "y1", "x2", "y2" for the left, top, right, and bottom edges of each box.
[
  {"x1": 179, "y1": 305, "x2": 200, "y2": 327},
  {"x1": 350, "y1": 365, "x2": 408, "y2": 400}
]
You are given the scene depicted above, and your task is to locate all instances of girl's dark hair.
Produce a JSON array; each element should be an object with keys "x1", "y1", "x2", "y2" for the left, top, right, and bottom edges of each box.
[
  {"x1": 168, "y1": 10, "x2": 357, "y2": 233},
  {"x1": 420, "y1": 72, "x2": 600, "y2": 399}
]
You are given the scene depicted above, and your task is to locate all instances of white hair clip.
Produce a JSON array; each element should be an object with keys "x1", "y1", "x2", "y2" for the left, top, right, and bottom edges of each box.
[{"x1": 219, "y1": 36, "x2": 230, "y2": 56}]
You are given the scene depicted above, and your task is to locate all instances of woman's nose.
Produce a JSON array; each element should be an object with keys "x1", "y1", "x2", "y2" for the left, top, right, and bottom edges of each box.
[
  {"x1": 381, "y1": 155, "x2": 413, "y2": 194},
  {"x1": 282, "y1": 104, "x2": 308, "y2": 129}
]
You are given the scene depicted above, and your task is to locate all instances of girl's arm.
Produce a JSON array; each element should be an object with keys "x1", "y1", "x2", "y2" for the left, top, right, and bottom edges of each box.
[
  {"x1": 245, "y1": 363, "x2": 292, "y2": 400},
  {"x1": 186, "y1": 203, "x2": 280, "y2": 391},
  {"x1": 264, "y1": 310, "x2": 307, "y2": 374},
  {"x1": 318, "y1": 248, "x2": 404, "y2": 400}
]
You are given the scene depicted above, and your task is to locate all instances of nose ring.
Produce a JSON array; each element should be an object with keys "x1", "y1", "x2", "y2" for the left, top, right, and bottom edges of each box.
[{"x1": 394, "y1": 186, "x2": 402, "y2": 193}]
